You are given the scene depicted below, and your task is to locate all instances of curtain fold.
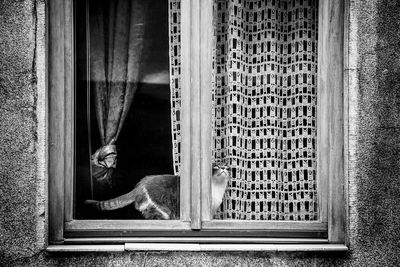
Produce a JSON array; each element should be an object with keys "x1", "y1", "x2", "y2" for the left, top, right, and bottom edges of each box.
[
  {"x1": 89, "y1": 0, "x2": 147, "y2": 183},
  {"x1": 169, "y1": 0, "x2": 319, "y2": 221}
]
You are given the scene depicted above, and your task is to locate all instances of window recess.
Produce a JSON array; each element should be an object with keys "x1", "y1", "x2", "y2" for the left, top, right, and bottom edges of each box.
[{"x1": 48, "y1": 0, "x2": 346, "y2": 247}]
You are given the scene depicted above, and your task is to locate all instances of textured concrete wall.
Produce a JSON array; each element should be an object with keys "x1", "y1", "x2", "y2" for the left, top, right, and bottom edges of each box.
[
  {"x1": 0, "y1": 0, "x2": 46, "y2": 261},
  {"x1": 1, "y1": 0, "x2": 400, "y2": 266}
]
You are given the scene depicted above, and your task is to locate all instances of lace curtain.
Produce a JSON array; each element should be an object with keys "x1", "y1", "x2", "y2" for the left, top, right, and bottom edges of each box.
[{"x1": 169, "y1": 0, "x2": 318, "y2": 220}]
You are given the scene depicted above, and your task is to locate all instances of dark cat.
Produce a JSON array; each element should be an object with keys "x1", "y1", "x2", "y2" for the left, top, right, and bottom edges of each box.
[{"x1": 85, "y1": 163, "x2": 230, "y2": 219}]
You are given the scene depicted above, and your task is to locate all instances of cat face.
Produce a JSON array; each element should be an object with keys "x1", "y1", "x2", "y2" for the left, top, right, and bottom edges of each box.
[{"x1": 212, "y1": 163, "x2": 230, "y2": 184}]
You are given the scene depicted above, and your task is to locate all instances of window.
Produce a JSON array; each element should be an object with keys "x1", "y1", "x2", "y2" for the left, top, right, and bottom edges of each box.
[{"x1": 49, "y1": 0, "x2": 347, "y2": 250}]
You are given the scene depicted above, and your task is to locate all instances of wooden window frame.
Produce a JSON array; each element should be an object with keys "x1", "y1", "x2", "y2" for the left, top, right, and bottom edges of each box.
[{"x1": 48, "y1": 0, "x2": 348, "y2": 249}]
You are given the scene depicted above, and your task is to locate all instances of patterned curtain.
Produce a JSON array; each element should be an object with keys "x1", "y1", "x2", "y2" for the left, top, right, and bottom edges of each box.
[
  {"x1": 89, "y1": 0, "x2": 147, "y2": 183},
  {"x1": 169, "y1": 0, "x2": 318, "y2": 221}
]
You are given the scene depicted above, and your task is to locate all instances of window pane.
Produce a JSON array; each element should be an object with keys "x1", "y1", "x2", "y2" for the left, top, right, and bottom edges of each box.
[
  {"x1": 211, "y1": 0, "x2": 319, "y2": 221},
  {"x1": 75, "y1": 0, "x2": 179, "y2": 220}
]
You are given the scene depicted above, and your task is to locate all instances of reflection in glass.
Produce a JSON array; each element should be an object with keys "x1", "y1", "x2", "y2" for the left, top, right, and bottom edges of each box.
[
  {"x1": 75, "y1": 0, "x2": 178, "y2": 220},
  {"x1": 212, "y1": 0, "x2": 319, "y2": 221}
]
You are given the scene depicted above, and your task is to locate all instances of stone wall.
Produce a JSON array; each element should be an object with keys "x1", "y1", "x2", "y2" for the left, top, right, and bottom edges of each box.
[{"x1": 0, "y1": 0, "x2": 399, "y2": 266}]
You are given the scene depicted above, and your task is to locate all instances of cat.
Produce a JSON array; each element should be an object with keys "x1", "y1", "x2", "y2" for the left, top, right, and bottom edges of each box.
[{"x1": 85, "y1": 163, "x2": 230, "y2": 219}]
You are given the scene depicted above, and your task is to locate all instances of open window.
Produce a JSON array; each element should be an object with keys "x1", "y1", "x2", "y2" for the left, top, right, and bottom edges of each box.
[{"x1": 49, "y1": 0, "x2": 347, "y2": 249}]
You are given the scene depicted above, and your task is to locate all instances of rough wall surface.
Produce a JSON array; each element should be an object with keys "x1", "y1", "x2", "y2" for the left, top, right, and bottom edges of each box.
[
  {"x1": 0, "y1": 0, "x2": 399, "y2": 266},
  {"x1": 0, "y1": 0, "x2": 43, "y2": 261},
  {"x1": 346, "y1": 0, "x2": 400, "y2": 265}
]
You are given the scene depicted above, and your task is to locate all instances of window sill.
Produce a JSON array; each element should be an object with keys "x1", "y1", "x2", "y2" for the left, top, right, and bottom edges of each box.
[{"x1": 46, "y1": 243, "x2": 348, "y2": 252}]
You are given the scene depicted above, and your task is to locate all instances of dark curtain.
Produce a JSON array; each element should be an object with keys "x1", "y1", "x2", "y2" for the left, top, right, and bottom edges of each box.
[{"x1": 89, "y1": 0, "x2": 147, "y2": 183}]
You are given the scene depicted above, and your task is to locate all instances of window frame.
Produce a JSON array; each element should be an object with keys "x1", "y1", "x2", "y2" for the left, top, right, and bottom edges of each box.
[{"x1": 48, "y1": 0, "x2": 347, "y2": 248}]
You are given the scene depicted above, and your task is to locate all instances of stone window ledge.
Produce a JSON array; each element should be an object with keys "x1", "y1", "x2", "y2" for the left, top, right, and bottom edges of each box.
[{"x1": 47, "y1": 243, "x2": 348, "y2": 252}]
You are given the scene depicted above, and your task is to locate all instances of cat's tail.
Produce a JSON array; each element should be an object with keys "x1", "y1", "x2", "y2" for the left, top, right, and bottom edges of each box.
[{"x1": 85, "y1": 188, "x2": 139, "y2": 211}]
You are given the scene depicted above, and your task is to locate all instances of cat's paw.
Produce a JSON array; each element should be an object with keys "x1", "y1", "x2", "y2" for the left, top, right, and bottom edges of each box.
[{"x1": 85, "y1": 199, "x2": 99, "y2": 208}]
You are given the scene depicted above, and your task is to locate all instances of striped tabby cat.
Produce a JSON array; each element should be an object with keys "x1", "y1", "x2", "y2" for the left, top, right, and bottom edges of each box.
[{"x1": 85, "y1": 163, "x2": 230, "y2": 219}]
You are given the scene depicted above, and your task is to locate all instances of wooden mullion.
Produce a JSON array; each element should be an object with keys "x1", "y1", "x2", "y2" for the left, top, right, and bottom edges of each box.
[
  {"x1": 317, "y1": 0, "x2": 329, "y2": 224},
  {"x1": 65, "y1": 225, "x2": 326, "y2": 239},
  {"x1": 202, "y1": 220, "x2": 327, "y2": 231},
  {"x1": 65, "y1": 220, "x2": 192, "y2": 231},
  {"x1": 48, "y1": 0, "x2": 67, "y2": 244},
  {"x1": 180, "y1": 0, "x2": 193, "y2": 223},
  {"x1": 190, "y1": 0, "x2": 202, "y2": 230},
  {"x1": 64, "y1": 0, "x2": 74, "y2": 223},
  {"x1": 318, "y1": 0, "x2": 346, "y2": 243},
  {"x1": 343, "y1": 0, "x2": 350, "y2": 247},
  {"x1": 326, "y1": 0, "x2": 345, "y2": 244},
  {"x1": 181, "y1": 0, "x2": 202, "y2": 230},
  {"x1": 65, "y1": 231, "x2": 327, "y2": 239},
  {"x1": 200, "y1": 0, "x2": 214, "y2": 222}
]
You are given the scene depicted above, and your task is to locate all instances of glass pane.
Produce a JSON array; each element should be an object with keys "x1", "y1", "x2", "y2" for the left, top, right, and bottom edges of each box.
[
  {"x1": 211, "y1": 0, "x2": 319, "y2": 221},
  {"x1": 75, "y1": 0, "x2": 179, "y2": 220}
]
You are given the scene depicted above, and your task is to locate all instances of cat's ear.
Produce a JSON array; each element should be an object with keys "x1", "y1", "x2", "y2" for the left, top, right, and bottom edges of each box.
[{"x1": 109, "y1": 137, "x2": 116, "y2": 145}]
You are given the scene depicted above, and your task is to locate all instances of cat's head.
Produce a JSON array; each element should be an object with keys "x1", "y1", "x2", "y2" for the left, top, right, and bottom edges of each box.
[{"x1": 212, "y1": 162, "x2": 230, "y2": 184}]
